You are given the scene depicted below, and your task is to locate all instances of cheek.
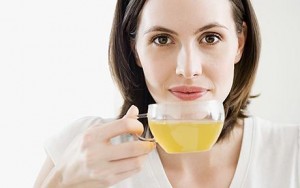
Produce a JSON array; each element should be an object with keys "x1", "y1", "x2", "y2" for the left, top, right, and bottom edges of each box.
[
  {"x1": 142, "y1": 62, "x2": 170, "y2": 102},
  {"x1": 140, "y1": 56, "x2": 170, "y2": 88},
  {"x1": 137, "y1": 46, "x2": 175, "y2": 87},
  {"x1": 213, "y1": 43, "x2": 238, "y2": 97},
  {"x1": 137, "y1": 49, "x2": 176, "y2": 102},
  {"x1": 210, "y1": 58, "x2": 235, "y2": 101}
]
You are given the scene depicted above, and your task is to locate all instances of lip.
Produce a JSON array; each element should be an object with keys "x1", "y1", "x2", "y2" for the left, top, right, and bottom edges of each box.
[{"x1": 169, "y1": 86, "x2": 208, "y2": 101}]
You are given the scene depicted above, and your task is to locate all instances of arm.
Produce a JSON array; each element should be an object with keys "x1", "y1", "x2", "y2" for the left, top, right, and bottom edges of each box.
[{"x1": 34, "y1": 106, "x2": 155, "y2": 188}]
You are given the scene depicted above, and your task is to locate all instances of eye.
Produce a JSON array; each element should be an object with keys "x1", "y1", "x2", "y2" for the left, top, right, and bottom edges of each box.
[
  {"x1": 200, "y1": 33, "x2": 221, "y2": 45},
  {"x1": 152, "y1": 35, "x2": 173, "y2": 46}
]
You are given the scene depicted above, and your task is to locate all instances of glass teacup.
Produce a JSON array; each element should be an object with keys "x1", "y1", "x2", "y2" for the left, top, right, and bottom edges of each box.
[{"x1": 138, "y1": 100, "x2": 225, "y2": 153}]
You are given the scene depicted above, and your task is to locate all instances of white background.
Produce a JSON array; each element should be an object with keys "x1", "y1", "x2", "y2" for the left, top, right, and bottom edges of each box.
[{"x1": 0, "y1": 0, "x2": 299, "y2": 187}]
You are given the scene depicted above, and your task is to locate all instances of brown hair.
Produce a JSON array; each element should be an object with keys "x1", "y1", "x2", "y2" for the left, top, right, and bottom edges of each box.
[{"x1": 108, "y1": 0, "x2": 261, "y2": 141}]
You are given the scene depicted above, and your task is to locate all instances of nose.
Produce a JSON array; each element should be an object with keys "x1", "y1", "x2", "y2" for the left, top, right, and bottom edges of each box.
[{"x1": 176, "y1": 45, "x2": 202, "y2": 79}]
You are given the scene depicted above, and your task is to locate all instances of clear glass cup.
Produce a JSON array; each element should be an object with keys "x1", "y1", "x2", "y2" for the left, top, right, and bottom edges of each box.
[{"x1": 138, "y1": 100, "x2": 225, "y2": 153}]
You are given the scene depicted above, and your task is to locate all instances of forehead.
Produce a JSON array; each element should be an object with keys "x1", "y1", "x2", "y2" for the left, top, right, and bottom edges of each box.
[{"x1": 138, "y1": 0, "x2": 235, "y2": 33}]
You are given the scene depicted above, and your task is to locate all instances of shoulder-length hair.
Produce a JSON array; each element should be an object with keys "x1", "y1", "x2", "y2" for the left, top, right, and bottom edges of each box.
[{"x1": 108, "y1": 0, "x2": 261, "y2": 141}]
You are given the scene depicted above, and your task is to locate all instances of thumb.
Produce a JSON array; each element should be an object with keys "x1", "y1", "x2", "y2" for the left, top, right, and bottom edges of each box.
[{"x1": 123, "y1": 105, "x2": 139, "y2": 119}]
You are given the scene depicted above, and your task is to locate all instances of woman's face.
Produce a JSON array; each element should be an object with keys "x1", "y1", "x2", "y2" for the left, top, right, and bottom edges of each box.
[{"x1": 134, "y1": 0, "x2": 245, "y2": 103}]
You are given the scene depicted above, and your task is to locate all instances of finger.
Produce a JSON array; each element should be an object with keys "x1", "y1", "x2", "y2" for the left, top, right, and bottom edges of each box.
[
  {"x1": 107, "y1": 168, "x2": 141, "y2": 186},
  {"x1": 91, "y1": 155, "x2": 148, "y2": 185},
  {"x1": 89, "y1": 155, "x2": 146, "y2": 178},
  {"x1": 85, "y1": 105, "x2": 142, "y2": 142},
  {"x1": 69, "y1": 181, "x2": 104, "y2": 188},
  {"x1": 92, "y1": 168, "x2": 141, "y2": 188},
  {"x1": 94, "y1": 118, "x2": 144, "y2": 141},
  {"x1": 123, "y1": 105, "x2": 139, "y2": 119},
  {"x1": 82, "y1": 142, "x2": 155, "y2": 175},
  {"x1": 108, "y1": 141, "x2": 155, "y2": 161}
]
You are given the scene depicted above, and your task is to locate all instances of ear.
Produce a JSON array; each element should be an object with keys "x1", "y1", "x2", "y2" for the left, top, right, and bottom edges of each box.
[
  {"x1": 130, "y1": 40, "x2": 142, "y2": 67},
  {"x1": 235, "y1": 22, "x2": 247, "y2": 64}
]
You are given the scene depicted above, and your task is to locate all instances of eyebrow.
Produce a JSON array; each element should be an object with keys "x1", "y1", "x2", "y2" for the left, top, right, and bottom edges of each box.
[
  {"x1": 143, "y1": 23, "x2": 229, "y2": 36},
  {"x1": 144, "y1": 26, "x2": 178, "y2": 35},
  {"x1": 194, "y1": 23, "x2": 229, "y2": 35}
]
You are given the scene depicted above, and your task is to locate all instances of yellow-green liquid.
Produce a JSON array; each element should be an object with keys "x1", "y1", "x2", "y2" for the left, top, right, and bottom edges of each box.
[{"x1": 149, "y1": 120, "x2": 223, "y2": 153}]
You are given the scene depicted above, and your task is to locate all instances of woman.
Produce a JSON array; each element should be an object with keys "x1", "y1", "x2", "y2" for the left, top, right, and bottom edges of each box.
[{"x1": 34, "y1": 0, "x2": 299, "y2": 187}]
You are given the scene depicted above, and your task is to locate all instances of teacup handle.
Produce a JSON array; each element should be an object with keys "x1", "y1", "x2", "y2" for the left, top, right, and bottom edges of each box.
[
  {"x1": 137, "y1": 135, "x2": 156, "y2": 142},
  {"x1": 137, "y1": 113, "x2": 156, "y2": 142}
]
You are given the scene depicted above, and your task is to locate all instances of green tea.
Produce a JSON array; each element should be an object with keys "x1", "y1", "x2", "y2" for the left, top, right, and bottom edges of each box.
[{"x1": 149, "y1": 120, "x2": 223, "y2": 153}]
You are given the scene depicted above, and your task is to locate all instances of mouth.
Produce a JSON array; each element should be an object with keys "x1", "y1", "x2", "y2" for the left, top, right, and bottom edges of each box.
[{"x1": 169, "y1": 86, "x2": 209, "y2": 101}]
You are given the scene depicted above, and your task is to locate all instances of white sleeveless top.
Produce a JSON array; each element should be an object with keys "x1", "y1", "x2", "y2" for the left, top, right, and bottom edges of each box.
[{"x1": 44, "y1": 116, "x2": 300, "y2": 188}]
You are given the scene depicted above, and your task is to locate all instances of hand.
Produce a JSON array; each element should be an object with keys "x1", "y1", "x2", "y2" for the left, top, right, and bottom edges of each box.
[{"x1": 55, "y1": 105, "x2": 156, "y2": 188}]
